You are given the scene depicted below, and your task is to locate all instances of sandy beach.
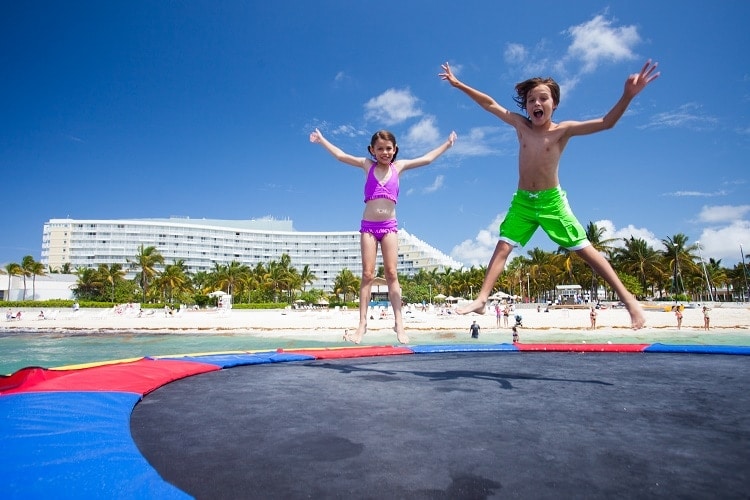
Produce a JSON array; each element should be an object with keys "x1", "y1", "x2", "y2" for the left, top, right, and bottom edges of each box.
[{"x1": 4, "y1": 302, "x2": 750, "y2": 345}]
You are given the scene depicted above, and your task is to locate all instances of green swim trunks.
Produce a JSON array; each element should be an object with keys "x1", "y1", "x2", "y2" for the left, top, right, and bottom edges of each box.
[{"x1": 499, "y1": 186, "x2": 590, "y2": 250}]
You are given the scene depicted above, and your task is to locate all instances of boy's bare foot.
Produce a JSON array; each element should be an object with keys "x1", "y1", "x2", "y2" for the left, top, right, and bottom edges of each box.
[
  {"x1": 457, "y1": 299, "x2": 487, "y2": 315},
  {"x1": 626, "y1": 303, "x2": 646, "y2": 330},
  {"x1": 345, "y1": 325, "x2": 366, "y2": 344}
]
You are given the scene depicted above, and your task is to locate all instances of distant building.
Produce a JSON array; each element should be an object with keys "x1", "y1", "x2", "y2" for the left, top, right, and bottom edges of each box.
[
  {"x1": 41, "y1": 217, "x2": 463, "y2": 292},
  {"x1": 2, "y1": 274, "x2": 77, "y2": 301}
]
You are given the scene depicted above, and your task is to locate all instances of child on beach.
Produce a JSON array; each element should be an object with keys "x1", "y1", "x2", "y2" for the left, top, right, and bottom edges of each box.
[
  {"x1": 310, "y1": 128, "x2": 457, "y2": 344},
  {"x1": 439, "y1": 60, "x2": 659, "y2": 330}
]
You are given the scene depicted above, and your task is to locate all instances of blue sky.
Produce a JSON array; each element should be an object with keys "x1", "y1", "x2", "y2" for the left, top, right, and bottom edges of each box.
[{"x1": 2, "y1": 1, "x2": 749, "y2": 270}]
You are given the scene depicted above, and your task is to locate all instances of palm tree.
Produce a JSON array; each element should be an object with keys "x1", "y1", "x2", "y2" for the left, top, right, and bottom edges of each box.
[
  {"x1": 4, "y1": 262, "x2": 22, "y2": 301},
  {"x1": 615, "y1": 237, "x2": 663, "y2": 298},
  {"x1": 128, "y1": 245, "x2": 164, "y2": 302},
  {"x1": 584, "y1": 221, "x2": 618, "y2": 301},
  {"x1": 97, "y1": 263, "x2": 126, "y2": 303},
  {"x1": 299, "y1": 264, "x2": 316, "y2": 292},
  {"x1": 73, "y1": 267, "x2": 100, "y2": 300},
  {"x1": 156, "y1": 260, "x2": 193, "y2": 304},
  {"x1": 264, "y1": 260, "x2": 288, "y2": 302},
  {"x1": 20, "y1": 255, "x2": 36, "y2": 301},
  {"x1": 28, "y1": 259, "x2": 47, "y2": 301},
  {"x1": 333, "y1": 268, "x2": 359, "y2": 302},
  {"x1": 661, "y1": 233, "x2": 698, "y2": 296}
]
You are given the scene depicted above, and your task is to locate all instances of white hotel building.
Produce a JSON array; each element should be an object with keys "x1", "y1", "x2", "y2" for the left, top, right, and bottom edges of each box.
[{"x1": 41, "y1": 217, "x2": 463, "y2": 292}]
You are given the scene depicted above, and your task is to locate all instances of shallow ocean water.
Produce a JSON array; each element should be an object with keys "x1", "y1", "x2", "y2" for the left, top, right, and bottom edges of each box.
[{"x1": 1, "y1": 328, "x2": 749, "y2": 375}]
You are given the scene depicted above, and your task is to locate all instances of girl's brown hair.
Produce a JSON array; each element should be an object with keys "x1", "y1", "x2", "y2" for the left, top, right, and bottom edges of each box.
[{"x1": 368, "y1": 130, "x2": 399, "y2": 160}]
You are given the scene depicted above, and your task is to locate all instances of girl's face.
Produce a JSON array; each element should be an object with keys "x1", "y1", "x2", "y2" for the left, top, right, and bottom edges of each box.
[
  {"x1": 525, "y1": 84, "x2": 557, "y2": 125},
  {"x1": 369, "y1": 138, "x2": 396, "y2": 165}
]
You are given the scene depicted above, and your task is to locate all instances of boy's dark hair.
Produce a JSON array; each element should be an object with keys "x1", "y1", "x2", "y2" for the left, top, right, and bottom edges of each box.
[
  {"x1": 513, "y1": 77, "x2": 560, "y2": 111},
  {"x1": 369, "y1": 130, "x2": 399, "y2": 160}
]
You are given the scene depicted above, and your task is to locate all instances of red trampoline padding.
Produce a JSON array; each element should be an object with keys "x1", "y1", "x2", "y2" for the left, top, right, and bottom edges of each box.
[
  {"x1": 0, "y1": 367, "x2": 70, "y2": 394},
  {"x1": 515, "y1": 343, "x2": 649, "y2": 353},
  {"x1": 1, "y1": 358, "x2": 219, "y2": 396},
  {"x1": 280, "y1": 346, "x2": 414, "y2": 359}
]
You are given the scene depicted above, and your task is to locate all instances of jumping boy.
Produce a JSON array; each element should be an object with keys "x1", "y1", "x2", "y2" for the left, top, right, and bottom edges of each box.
[{"x1": 439, "y1": 60, "x2": 660, "y2": 329}]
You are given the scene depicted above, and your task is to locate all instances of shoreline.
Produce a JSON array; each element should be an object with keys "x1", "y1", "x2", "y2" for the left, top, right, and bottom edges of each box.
[{"x1": 3, "y1": 304, "x2": 750, "y2": 346}]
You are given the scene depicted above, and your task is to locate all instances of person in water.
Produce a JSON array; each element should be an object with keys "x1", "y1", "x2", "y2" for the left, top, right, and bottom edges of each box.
[
  {"x1": 439, "y1": 60, "x2": 659, "y2": 330},
  {"x1": 310, "y1": 128, "x2": 456, "y2": 344}
]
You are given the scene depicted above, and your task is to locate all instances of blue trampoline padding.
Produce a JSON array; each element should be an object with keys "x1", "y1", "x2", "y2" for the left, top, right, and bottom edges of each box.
[
  {"x1": 0, "y1": 391, "x2": 189, "y2": 499},
  {"x1": 411, "y1": 344, "x2": 519, "y2": 354},
  {"x1": 157, "y1": 351, "x2": 316, "y2": 368},
  {"x1": 644, "y1": 343, "x2": 750, "y2": 355}
]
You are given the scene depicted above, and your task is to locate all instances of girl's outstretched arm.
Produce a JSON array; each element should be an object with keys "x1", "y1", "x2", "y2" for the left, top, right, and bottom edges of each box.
[
  {"x1": 310, "y1": 128, "x2": 366, "y2": 168},
  {"x1": 399, "y1": 131, "x2": 457, "y2": 171}
]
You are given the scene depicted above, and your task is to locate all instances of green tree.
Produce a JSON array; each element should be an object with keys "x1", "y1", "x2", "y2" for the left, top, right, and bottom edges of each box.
[
  {"x1": 156, "y1": 260, "x2": 193, "y2": 304},
  {"x1": 4, "y1": 262, "x2": 22, "y2": 301},
  {"x1": 298, "y1": 264, "x2": 316, "y2": 293},
  {"x1": 333, "y1": 268, "x2": 359, "y2": 302},
  {"x1": 97, "y1": 263, "x2": 126, "y2": 303},
  {"x1": 128, "y1": 245, "x2": 165, "y2": 302},
  {"x1": 615, "y1": 237, "x2": 663, "y2": 298}
]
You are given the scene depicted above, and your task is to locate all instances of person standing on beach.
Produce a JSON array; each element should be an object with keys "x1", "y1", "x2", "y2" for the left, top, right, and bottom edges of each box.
[
  {"x1": 439, "y1": 60, "x2": 659, "y2": 330},
  {"x1": 589, "y1": 307, "x2": 597, "y2": 330},
  {"x1": 310, "y1": 128, "x2": 457, "y2": 344},
  {"x1": 470, "y1": 320, "x2": 481, "y2": 339},
  {"x1": 675, "y1": 306, "x2": 683, "y2": 330},
  {"x1": 702, "y1": 306, "x2": 710, "y2": 331}
]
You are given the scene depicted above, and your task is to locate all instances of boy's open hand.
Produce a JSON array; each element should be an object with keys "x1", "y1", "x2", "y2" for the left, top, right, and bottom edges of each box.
[
  {"x1": 625, "y1": 60, "x2": 660, "y2": 98},
  {"x1": 439, "y1": 62, "x2": 459, "y2": 87}
]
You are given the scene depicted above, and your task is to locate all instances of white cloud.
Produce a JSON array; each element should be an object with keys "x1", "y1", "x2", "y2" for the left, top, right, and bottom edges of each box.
[
  {"x1": 698, "y1": 220, "x2": 750, "y2": 264},
  {"x1": 332, "y1": 124, "x2": 365, "y2": 138},
  {"x1": 504, "y1": 43, "x2": 527, "y2": 64},
  {"x1": 565, "y1": 15, "x2": 640, "y2": 73},
  {"x1": 404, "y1": 116, "x2": 440, "y2": 146},
  {"x1": 422, "y1": 175, "x2": 444, "y2": 194},
  {"x1": 596, "y1": 219, "x2": 662, "y2": 250},
  {"x1": 640, "y1": 103, "x2": 718, "y2": 131},
  {"x1": 364, "y1": 88, "x2": 422, "y2": 126},
  {"x1": 450, "y1": 214, "x2": 505, "y2": 267},
  {"x1": 698, "y1": 204, "x2": 750, "y2": 223}
]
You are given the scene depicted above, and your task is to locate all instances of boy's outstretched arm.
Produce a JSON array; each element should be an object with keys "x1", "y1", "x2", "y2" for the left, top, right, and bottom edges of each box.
[
  {"x1": 568, "y1": 60, "x2": 660, "y2": 136},
  {"x1": 439, "y1": 62, "x2": 520, "y2": 127}
]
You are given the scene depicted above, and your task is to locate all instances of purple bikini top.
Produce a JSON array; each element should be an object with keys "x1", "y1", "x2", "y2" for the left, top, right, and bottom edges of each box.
[{"x1": 364, "y1": 162, "x2": 399, "y2": 203}]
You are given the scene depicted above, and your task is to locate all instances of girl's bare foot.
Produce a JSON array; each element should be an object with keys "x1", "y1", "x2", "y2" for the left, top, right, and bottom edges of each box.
[
  {"x1": 457, "y1": 299, "x2": 486, "y2": 315},
  {"x1": 345, "y1": 324, "x2": 366, "y2": 344},
  {"x1": 394, "y1": 325, "x2": 409, "y2": 344}
]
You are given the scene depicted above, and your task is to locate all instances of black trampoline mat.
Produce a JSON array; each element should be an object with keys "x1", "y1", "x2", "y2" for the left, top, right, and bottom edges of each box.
[{"x1": 131, "y1": 352, "x2": 750, "y2": 499}]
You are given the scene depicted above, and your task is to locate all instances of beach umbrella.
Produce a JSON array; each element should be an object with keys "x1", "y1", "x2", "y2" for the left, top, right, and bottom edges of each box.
[
  {"x1": 208, "y1": 291, "x2": 227, "y2": 297},
  {"x1": 434, "y1": 293, "x2": 447, "y2": 300},
  {"x1": 317, "y1": 298, "x2": 329, "y2": 305}
]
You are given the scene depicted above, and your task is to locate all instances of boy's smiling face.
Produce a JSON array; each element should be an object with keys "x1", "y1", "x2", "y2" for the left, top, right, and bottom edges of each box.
[{"x1": 525, "y1": 84, "x2": 557, "y2": 125}]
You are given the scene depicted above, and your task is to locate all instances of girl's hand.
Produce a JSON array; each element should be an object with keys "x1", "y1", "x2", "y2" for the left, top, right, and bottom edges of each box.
[
  {"x1": 447, "y1": 131, "x2": 457, "y2": 146},
  {"x1": 309, "y1": 128, "x2": 322, "y2": 143}
]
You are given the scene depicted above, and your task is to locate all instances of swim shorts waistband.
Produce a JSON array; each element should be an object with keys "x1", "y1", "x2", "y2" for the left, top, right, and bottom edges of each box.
[{"x1": 516, "y1": 185, "x2": 562, "y2": 199}]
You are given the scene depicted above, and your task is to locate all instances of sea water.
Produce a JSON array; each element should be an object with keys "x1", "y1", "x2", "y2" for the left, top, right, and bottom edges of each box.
[
  {"x1": 2, "y1": 329, "x2": 749, "y2": 376},
  {"x1": 0, "y1": 330, "x2": 347, "y2": 375}
]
